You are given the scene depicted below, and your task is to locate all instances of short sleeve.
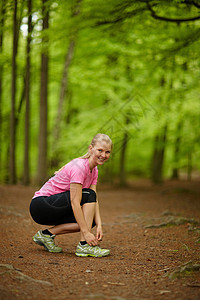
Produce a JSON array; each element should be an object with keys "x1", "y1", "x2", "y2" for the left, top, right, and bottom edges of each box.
[
  {"x1": 91, "y1": 167, "x2": 98, "y2": 185},
  {"x1": 69, "y1": 160, "x2": 86, "y2": 185}
]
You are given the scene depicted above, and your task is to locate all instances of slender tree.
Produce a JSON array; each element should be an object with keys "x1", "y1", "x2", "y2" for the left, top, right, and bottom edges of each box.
[
  {"x1": 171, "y1": 120, "x2": 182, "y2": 180},
  {"x1": 0, "y1": 0, "x2": 5, "y2": 174},
  {"x1": 151, "y1": 124, "x2": 168, "y2": 184},
  {"x1": 10, "y1": 0, "x2": 18, "y2": 184},
  {"x1": 171, "y1": 62, "x2": 188, "y2": 180},
  {"x1": 187, "y1": 151, "x2": 192, "y2": 181},
  {"x1": 119, "y1": 116, "x2": 130, "y2": 186},
  {"x1": 23, "y1": 0, "x2": 32, "y2": 185},
  {"x1": 51, "y1": 0, "x2": 82, "y2": 164},
  {"x1": 151, "y1": 76, "x2": 167, "y2": 184},
  {"x1": 37, "y1": 0, "x2": 49, "y2": 185},
  {"x1": 52, "y1": 40, "x2": 75, "y2": 152}
]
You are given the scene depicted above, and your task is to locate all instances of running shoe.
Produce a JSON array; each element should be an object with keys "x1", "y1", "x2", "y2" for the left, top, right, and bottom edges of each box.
[
  {"x1": 32, "y1": 230, "x2": 62, "y2": 253},
  {"x1": 75, "y1": 243, "x2": 110, "y2": 257}
]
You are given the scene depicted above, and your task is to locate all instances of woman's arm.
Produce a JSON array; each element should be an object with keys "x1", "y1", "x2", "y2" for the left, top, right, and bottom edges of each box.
[
  {"x1": 70, "y1": 183, "x2": 98, "y2": 246},
  {"x1": 90, "y1": 184, "x2": 103, "y2": 241}
]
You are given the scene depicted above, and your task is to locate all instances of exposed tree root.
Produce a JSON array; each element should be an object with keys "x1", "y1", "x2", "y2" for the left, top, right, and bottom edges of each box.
[
  {"x1": 145, "y1": 215, "x2": 199, "y2": 229},
  {"x1": 0, "y1": 264, "x2": 52, "y2": 286},
  {"x1": 166, "y1": 261, "x2": 200, "y2": 279}
]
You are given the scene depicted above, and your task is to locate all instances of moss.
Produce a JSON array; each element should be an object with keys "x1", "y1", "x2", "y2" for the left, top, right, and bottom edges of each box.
[{"x1": 167, "y1": 262, "x2": 200, "y2": 279}]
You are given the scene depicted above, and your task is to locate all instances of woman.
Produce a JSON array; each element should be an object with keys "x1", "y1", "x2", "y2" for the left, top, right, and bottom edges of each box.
[{"x1": 30, "y1": 133, "x2": 112, "y2": 257}]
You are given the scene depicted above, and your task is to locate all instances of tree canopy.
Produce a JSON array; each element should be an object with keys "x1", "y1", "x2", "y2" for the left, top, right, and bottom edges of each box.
[{"x1": 0, "y1": 0, "x2": 199, "y2": 185}]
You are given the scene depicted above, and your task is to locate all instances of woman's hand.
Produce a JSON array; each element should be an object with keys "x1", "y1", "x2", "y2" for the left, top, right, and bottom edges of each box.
[
  {"x1": 96, "y1": 225, "x2": 103, "y2": 241},
  {"x1": 84, "y1": 232, "x2": 98, "y2": 246}
]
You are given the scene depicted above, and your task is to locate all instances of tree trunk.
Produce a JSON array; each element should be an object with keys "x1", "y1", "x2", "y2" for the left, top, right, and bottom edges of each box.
[
  {"x1": 119, "y1": 131, "x2": 129, "y2": 186},
  {"x1": 37, "y1": 0, "x2": 49, "y2": 185},
  {"x1": 187, "y1": 152, "x2": 192, "y2": 181},
  {"x1": 119, "y1": 116, "x2": 130, "y2": 186},
  {"x1": 12, "y1": 0, "x2": 26, "y2": 128},
  {"x1": 151, "y1": 75, "x2": 168, "y2": 184},
  {"x1": 151, "y1": 124, "x2": 167, "y2": 184},
  {"x1": 171, "y1": 121, "x2": 182, "y2": 179},
  {"x1": 51, "y1": 0, "x2": 82, "y2": 166},
  {"x1": 52, "y1": 40, "x2": 75, "y2": 148},
  {"x1": 10, "y1": 0, "x2": 18, "y2": 184},
  {"x1": 23, "y1": 0, "x2": 32, "y2": 185},
  {"x1": 0, "y1": 0, "x2": 5, "y2": 174}
]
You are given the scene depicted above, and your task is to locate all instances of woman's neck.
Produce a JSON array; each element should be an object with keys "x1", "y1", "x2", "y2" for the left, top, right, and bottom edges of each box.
[{"x1": 88, "y1": 157, "x2": 96, "y2": 171}]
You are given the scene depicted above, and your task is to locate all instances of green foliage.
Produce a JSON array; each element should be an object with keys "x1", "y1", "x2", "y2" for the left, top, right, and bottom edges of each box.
[{"x1": 0, "y1": 0, "x2": 200, "y2": 183}]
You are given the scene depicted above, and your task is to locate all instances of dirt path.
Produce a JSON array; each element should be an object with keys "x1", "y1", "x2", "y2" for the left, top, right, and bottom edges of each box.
[{"x1": 0, "y1": 180, "x2": 200, "y2": 300}]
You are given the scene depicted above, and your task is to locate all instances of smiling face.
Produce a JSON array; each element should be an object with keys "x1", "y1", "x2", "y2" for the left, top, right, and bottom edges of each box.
[{"x1": 88, "y1": 141, "x2": 112, "y2": 169}]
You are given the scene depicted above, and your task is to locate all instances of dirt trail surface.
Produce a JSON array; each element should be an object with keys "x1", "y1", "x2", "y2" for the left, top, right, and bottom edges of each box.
[{"x1": 0, "y1": 180, "x2": 200, "y2": 300}]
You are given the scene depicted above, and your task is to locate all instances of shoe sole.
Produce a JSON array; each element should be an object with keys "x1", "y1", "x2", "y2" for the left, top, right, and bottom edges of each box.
[
  {"x1": 75, "y1": 252, "x2": 109, "y2": 257},
  {"x1": 32, "y1": 237, "x2": 62, "y2": 253}
]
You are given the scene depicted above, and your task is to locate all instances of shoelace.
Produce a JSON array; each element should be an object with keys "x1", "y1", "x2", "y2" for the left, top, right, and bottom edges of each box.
[
  {"x1": 45, "y1": 236, "x2": 58, "y2": 248},
  {"x1": 87, "y1": 245, "x2": 102, "y2": 252}
]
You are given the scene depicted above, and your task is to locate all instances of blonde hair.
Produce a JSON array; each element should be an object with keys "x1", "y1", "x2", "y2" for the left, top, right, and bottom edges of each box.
[
  {"x1": 55, "y1": 133, "x2": 112, "y2": 174},
  {"x1": 80, "y1": 133, "x2": 112, "y2": 159}
]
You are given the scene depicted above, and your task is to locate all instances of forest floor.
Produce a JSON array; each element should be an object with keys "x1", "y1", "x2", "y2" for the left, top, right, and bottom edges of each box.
[{"x1": 0, "y1": 179, "x2": 200, "y2": 300}]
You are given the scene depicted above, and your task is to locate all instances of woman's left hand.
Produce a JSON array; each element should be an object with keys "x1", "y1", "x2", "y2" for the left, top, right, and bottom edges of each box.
[{"x1": 96, "y1": 225, "x2": 103, "y2": 241}]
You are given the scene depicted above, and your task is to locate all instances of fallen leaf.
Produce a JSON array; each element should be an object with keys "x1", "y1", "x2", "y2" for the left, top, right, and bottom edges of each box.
[
  {"x1": 159, "y1": 290, "x2": 171, "y2": 294},
  {"x1": 107, "y1": 281, "x2": 125, "y2": 286}
]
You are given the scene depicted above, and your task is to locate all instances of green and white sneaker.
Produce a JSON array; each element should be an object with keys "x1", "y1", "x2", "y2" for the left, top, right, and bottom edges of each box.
[
  {"x1": 32, "y1": 230, "x2": 62, "y2": 253},
  {"x1": 75, "y1": 243, "x2": 110, "y2": 257}
]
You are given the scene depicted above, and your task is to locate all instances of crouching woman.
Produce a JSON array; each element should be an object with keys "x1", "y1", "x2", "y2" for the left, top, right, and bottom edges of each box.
[{"x1": 30, "y1": 133, "x2": 112, "y2": 257}]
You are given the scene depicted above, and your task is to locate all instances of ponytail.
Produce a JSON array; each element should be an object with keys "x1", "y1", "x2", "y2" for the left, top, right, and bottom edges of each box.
[{"x1": 55, "y1": 133, "x2": 112, "y2": 173}]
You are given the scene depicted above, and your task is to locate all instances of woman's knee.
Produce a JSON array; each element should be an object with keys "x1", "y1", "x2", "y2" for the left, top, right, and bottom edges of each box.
[
  {"x1": 88, "y1": 188, "x2": 96, "y2": 201},
  {"x1": 81, "y1": 188, "x2": 96, "y2": 205}
]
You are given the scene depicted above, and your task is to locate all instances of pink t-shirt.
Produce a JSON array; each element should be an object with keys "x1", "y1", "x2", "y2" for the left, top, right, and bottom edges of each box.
[{"x1": 33, "y1": 158, "x2": 98, "y2": 198}]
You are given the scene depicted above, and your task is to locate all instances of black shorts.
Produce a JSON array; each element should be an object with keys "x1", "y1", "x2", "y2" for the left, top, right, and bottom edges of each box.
[{"x1": 29, "y1": 188, "x2": 96, "y2": 226}]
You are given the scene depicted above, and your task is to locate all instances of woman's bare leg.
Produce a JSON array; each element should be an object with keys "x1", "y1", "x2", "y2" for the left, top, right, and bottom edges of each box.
[
  {"x1": 80, "y1": 202, "x2": 96, "y2": 241},
  {"x1": 49, "y1": 223, "x2": 80, "y2": 235},
  {"x1": 49, "y1": 202, "x2": 96, "y2": 237}
]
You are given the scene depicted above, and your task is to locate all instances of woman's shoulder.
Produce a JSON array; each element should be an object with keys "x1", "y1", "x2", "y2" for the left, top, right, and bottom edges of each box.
[{"x1": 66, "y1": 158, "x2": 87, "y2": 169}]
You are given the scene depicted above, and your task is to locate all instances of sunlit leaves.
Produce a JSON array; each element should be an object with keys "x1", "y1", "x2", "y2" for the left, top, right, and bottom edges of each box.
[{"x1": 0, "y1": 0, "x2": 199, "y2": 182}]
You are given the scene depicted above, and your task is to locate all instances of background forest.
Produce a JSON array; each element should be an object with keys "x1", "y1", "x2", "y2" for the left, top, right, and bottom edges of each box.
[{"x1": 0, "y1": 0, "x2": 199, "y2": 186}]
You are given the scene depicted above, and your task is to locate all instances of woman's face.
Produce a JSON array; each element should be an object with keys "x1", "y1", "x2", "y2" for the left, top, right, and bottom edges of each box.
[{"x1": 89, "y1": 141, "x2": 111, "y2": 167}]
